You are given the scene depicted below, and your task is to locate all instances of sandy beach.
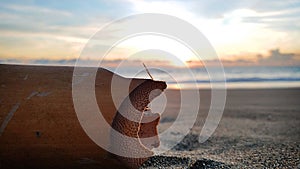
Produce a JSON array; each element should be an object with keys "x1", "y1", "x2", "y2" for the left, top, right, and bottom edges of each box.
[{"x1": 0, "y1": 64, "x2": 299, "y2": 168}]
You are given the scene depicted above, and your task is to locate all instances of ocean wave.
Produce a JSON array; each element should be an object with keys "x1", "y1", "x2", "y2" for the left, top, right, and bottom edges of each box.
[{"x1": 168, "y1": 77, "x2": 300, "y2": 84}]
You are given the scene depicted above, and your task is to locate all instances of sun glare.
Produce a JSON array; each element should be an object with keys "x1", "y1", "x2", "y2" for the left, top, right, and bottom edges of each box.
[{"x1": 106, "y1": 34, "x2": 197, "y2": 66}]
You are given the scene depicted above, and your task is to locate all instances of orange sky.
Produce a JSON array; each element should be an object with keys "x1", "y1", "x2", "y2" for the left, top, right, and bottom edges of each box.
[{"x1": 0, "y1": 1, "x2": 300, "y2": 67}]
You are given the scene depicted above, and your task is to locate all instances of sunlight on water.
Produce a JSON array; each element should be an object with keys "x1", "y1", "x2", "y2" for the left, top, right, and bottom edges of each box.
[{"x1": 110, "y1": 66, "x2": 300, "y2": 89}]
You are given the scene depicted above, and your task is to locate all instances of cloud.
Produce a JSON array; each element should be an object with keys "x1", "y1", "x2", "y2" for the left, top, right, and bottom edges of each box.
[
  {"x1": 127, "y1": 0, "x2": 300, "y2": 57},
  {"x1": 0, "y1": 1, "x2": 133, "y2": 36},
  {"x1": 186, "y1": 48, "x2": 300, "y2": 67},
  {"x1": 0, "y1": 0, "x2": 300, "y2": 63},
  {"x1": 2, "y1": 48, "x2": 298, "y2": 68},
  {"x1": 0, "y1": 57, "x2": 173, "y2": 69},
  {"x1": 161, "y1": 0, "x2": 300, "y2": 19},
  {"x1": 257, "y1": 49, "x2": 299, "y2": 66},
  {"x1": 2, "y1": 4, "x2": 72, "y2": 16},
  {"x1": 0, "y1": 58, "x2": 76, "y2": 66},
  {"x1": 0, "y1": 0, "x2": 137, "y2": 61},
  {"x1": 0, "y1": 3, "x2": 105, "y2": 38},
  {"x1": 240, "y1": 7, "x2": 300, "y2": 31}
]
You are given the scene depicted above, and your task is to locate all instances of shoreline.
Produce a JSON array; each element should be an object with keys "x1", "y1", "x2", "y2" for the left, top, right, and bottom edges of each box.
[{"x1": 1, "y1": 63, "x2": 299, "y2": 90}]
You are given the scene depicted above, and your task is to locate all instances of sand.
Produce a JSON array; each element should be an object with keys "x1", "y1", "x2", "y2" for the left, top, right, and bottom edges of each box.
[
  {"x1": 0, "y1": 64, "x2": 299, "y2": 169},
  {"x1": 150, "y1": 89, "x2": 300, "y2": 168}
]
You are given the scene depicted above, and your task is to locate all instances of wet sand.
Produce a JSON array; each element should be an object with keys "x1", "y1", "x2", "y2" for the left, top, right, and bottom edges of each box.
[{"x1": 0, "y1": 64, "x2": 299, "y2": 168}]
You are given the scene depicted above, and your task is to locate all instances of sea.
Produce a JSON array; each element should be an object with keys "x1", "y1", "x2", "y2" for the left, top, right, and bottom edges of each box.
[{"x1": 110, "y1": 66, "x2": 300, "y2": 89}]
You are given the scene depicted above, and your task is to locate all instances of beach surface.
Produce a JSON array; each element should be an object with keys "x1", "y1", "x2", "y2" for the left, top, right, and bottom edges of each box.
[{"x1": 0, "y1": 64, "x2": 299, "y2": 168}]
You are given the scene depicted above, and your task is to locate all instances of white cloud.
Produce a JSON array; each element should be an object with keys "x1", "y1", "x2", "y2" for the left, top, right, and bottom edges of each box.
[
  {"x1": 0, "y1": 0, "x2": 299, "y2": 63},
  {"x1": 2, "y1": 4, "x2": 72, "y2": 16},
  {"x1": 125, "y1": 0, "x2": 300, "y2": 58}
]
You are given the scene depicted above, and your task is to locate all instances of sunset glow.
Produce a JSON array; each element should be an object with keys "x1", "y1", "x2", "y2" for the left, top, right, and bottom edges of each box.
[
  {"x1": 107, "y1": 35, "x2": 196, "y2": 66},
  {"x1": 0, "y1": 0, "x2": 299, "y2": 67}
]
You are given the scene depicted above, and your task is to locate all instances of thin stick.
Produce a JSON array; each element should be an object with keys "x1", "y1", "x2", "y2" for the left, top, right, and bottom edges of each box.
[{"x1": 142, "y1": 63, "x2": 154, "y2": 80}]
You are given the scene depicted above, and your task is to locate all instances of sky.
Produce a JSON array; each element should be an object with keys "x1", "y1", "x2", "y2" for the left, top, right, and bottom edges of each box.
[{"x1": 0, "y1": 0, "x2": 300, "y2": 67}]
